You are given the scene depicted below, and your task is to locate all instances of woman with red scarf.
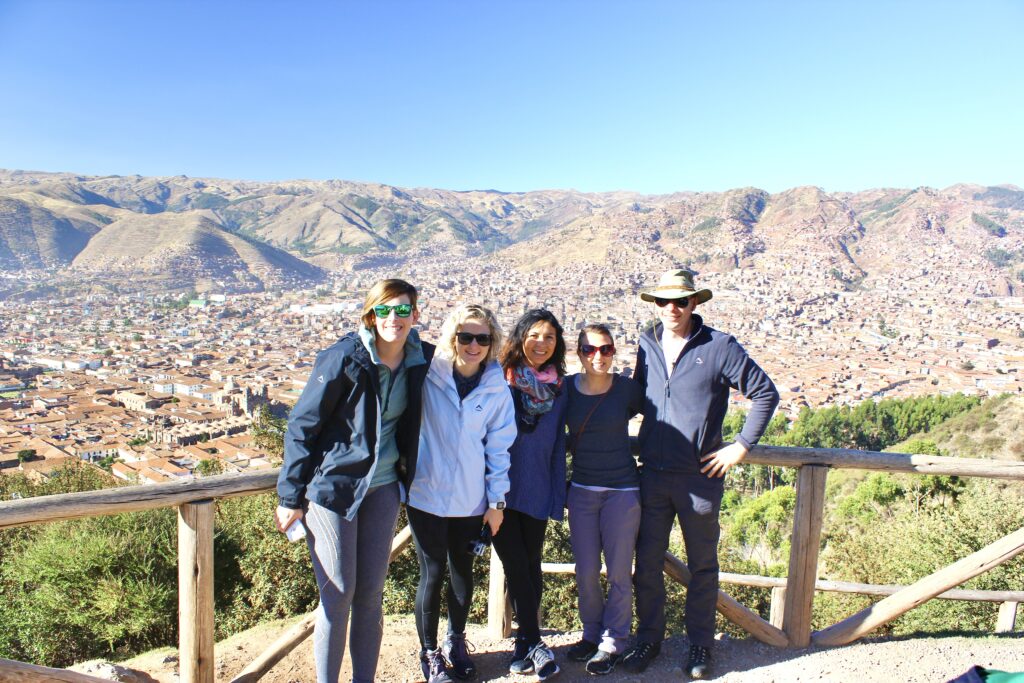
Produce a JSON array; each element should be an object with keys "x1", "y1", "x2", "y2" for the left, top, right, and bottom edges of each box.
[{"x1": 493, "y1": 308, "x2": 568, "y2": 681}]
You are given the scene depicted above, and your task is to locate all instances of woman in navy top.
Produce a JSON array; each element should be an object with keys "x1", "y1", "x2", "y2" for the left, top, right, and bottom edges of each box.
[{"x1": 493, "y1": 308, "x2": 568, "y2": 681}]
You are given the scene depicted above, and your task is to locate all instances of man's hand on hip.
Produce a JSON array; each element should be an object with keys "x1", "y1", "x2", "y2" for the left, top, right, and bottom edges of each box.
[{"x1": 700, "y1": 441, "x2": 749, "y2": 478}]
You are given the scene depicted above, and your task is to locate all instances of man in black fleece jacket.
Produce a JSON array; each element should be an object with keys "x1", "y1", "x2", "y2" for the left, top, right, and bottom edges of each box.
[{"x1": 622, "y1": 269, "x2": 779, "y2": 680}]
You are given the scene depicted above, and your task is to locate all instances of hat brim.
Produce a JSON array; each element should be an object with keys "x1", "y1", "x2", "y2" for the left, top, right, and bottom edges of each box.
[{"x1": 640, "y1": 288, "x2": 713, "y2": 305}]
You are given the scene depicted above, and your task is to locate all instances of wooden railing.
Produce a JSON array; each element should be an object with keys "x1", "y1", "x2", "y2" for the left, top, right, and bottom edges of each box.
[{"x1": 0, "y1": 446, "x2": 1022, "y2": 682}]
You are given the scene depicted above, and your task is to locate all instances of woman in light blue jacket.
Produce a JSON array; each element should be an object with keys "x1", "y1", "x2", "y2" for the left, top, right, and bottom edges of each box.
[{"x1": 408, "y1": 304, "x2": 517, "y2": 683}]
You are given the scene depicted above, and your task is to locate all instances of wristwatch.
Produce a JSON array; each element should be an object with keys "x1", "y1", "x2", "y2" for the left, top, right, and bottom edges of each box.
[{"x1": 489, "y1": 501, "x2": 506, "y2": 510}]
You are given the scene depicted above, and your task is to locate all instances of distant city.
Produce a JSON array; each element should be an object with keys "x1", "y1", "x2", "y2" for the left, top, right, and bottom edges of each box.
[{"x1": 1, "y1": 171, "x2": 1021, "y2": 483}]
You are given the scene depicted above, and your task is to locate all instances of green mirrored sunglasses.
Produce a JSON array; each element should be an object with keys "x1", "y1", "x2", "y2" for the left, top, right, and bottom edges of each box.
[{"x1": 373, "y1": 303, "x2": 413, "y2": 318}]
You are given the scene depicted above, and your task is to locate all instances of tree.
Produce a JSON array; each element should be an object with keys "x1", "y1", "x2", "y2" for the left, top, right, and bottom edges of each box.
[
  {"x1": 194, "y1": 459, "x2": 224, "y2": 477},
  {"x1": 250, "y1": 404, "x2": 287, "y2": 460},
  {"x1": 16, "y1": 449, "x2": 35, "y2": 462}
]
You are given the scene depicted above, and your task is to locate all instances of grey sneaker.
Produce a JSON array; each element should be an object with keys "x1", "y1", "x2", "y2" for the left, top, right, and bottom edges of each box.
[
  {"x1": 585, "y1": 650, "x2": 620, "y2": 675},
  {"x1": 684, "y1": 644, "x2": 711, "y2": 679},
  {"x1": 442, "y1": 633, "x2": 476, "y2": 680},
  {"x1": 509, "y1": 637, "x2": 534, "y2": 674},
  {"x1": 528, "y1": 641, "x2": 560, "y2": 680}
]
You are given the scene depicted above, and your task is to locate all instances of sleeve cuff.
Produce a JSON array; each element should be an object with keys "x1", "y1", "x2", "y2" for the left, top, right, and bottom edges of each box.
[{"x1": 735, "y1": 434, "x2": 753, "y2": 451}]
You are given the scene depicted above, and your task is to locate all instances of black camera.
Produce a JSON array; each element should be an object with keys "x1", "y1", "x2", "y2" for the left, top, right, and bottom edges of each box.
[{"x1": 467, "y1": 523, "x2": 492, "y2": 557}]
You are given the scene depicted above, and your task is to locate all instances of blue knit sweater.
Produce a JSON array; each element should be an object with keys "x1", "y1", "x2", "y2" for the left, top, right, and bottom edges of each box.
[{"x1": 505, "y1": 388, "x2": 568, "y2": 521}]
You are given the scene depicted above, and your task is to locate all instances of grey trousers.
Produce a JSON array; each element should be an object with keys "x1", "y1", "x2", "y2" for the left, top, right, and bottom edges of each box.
[
  {"x1": 633, "y1": 469, "x2": 724, "y2": 648},
  {"x1": 567, "y1": 485, "x2": 642, "y2": 654},
  {"x1": 304, "y1": 482, "x2": 401, "y2": 683}
]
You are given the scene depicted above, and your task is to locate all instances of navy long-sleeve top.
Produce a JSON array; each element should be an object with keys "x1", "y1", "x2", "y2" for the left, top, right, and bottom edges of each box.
[{"x1": 505, "y1": 388, "x2": 568, "y2": 521}]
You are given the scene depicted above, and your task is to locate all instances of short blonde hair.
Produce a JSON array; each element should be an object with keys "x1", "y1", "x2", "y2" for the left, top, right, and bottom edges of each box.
[
  {"x1": 359, "y1": 279, "x2": 418, "y2": 330},
  {"x1": 438, "y1": 304, "x2": 503, "y2": 364}
]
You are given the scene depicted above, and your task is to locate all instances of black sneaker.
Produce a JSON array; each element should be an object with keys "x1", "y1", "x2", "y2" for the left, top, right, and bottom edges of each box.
[
  {"x1": 585, "y1": 650, "x2": 620, "y2": 675},
  {"x1": 527, "y1": 641, "x2": 560, "y2": 680},
  {"x1": 567, "y1": 638, "x2": 599, "y2": 662},
  {"x1": 621, "y1": 641, "x2": 661, "y2": 674},
  {"x1": 442, "y1": 633, "x2": 476, "y2": 680},
  {"x1": 684, "y1": 645, "x2": 711, "y2": 679},
  {"x1": 424, "y1": 647, "x2": 454, "y2": 683},
  {"x1": 509, "y1": 637, "x2": 535, "y2": 674}
]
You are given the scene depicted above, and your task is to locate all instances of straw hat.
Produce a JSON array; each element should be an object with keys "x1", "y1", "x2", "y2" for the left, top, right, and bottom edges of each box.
[{"x1": 639, "y1": 269, "x2": 713, "y2": 304}]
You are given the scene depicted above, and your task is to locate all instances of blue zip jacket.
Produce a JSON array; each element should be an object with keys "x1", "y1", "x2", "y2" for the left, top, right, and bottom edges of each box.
[
  {"x1": 634, "y1": 315, "x2": 779, "y2": 473},
  {"x1": 276, "y1": 330, "x2": 435, "y2": 519}
]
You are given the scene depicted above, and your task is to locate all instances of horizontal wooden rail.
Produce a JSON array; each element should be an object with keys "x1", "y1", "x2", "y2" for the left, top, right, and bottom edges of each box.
[
  {"x1": 0, "y1": 470, "x2": 278, "y2": 530},
  {"x1": 2, "y1": 446, "x2": 1022, "y2": 531},
  {"x1": 718, "y1": 572, "x2": 1024, "y2": 602},
  {"x1": 540, "y1": 564, "x2": 1024, "y2": 603},
  {"x1": 745, "y1": 445, "x2": 1024, "y2": 480}
]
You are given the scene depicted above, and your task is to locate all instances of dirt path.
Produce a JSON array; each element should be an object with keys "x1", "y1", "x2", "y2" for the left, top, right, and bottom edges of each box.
[{"x1": 73, "y1": 615, "x2": 1024, "y2": 683}]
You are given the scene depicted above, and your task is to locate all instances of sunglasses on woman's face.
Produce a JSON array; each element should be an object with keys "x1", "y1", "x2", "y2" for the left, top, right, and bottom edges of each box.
[
  {"x1": 373, "y1": 303, "x2": 413, "y2": 318},
  {"x1": 579, "y1": 343, "x2": 615, "y2": 357},
  {"x1": 456, "y1": 332, "x2": 492, "y2": 347},
  {"x1": 654, "y1": 297, "x2": 689, "y2": 309}
]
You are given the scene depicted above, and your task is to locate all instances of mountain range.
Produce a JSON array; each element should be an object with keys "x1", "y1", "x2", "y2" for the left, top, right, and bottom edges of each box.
[{"x1": 0, "y1": 169, "x2": 1021, "y2": 295}]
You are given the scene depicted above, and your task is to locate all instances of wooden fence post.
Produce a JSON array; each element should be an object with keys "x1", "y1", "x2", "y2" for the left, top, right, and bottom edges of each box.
[
  {"x1": 815, "y1": 526, "x2": 1024, "y2": 646},
  {"x1": 782, "y1": 465, "x2": 828, "y2": 647},
  {"x1": 769, "y1": 586, "x2": 787, "y2": 629},
  {"x1": 179, "y1": 500, "x2": 215, "y2": 683},
  {"x1": 488, "y1": 546, "x2": 512, "y2": 639},
  {"x1": 996, "y1": 601, "x2": 1018, "y2": 634}
]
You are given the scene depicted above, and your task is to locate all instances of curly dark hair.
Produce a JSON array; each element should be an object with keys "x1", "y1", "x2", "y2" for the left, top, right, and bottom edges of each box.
[{"x1": 499, "y1": 308, "x2": 567, "y2": 376}]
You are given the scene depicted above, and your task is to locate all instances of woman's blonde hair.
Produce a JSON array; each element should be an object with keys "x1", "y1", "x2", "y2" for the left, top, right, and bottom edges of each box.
[
  {"x1": 438, "y1": 304, "x2": 503, "y2": 364},
  {"x1": 360, "y1": 279, "x2": 418, "y2": 330}
]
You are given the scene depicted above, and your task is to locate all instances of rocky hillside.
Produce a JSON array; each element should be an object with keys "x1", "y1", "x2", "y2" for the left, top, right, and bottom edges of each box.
[{"x1": 1, "y1": 169, "x2": 1022, "y2": 294}]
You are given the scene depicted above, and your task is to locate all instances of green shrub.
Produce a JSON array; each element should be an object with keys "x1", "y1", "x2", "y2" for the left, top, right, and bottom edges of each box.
[
  {"x1": 0, "y1": 511, "x2": 177, "y2": 666},
  {"x1": 821, "y1": 480, "x2": 1024, "y2": 635}
]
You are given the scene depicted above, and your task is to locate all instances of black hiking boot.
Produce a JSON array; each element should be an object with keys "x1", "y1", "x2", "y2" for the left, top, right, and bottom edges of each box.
[
  {"x1": 442, "y1": 633, "x2": 476, "y2": 679},
  {"x1": 684, "y1": 644, "x2": 711, "y2": 679}
]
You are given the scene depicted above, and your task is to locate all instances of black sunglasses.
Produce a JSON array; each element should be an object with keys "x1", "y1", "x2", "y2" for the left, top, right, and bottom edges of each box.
[
  {"x1": 654, "y1": 297, "x2": 689, "y2": 308},
  {"x1": 373, "y1": 303, "x2": 413, "y2": 318},
  {"x1": 456, "y1": 332, "x2": 492, "y2": 347},
  {"x1": 579, "y1": 343, "x2": 615, "y2": 357}
]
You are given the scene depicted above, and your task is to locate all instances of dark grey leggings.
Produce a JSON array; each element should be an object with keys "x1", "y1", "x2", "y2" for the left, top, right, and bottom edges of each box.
[{"x1": 304, "y1": 483, "x2": 401, "y2": 683}]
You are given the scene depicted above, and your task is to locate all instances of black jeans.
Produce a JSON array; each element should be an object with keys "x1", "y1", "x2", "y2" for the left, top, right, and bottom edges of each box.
[
  {"x1": 492, "y1": 508, "x2": 548, "y2": 645},
  {"x1": 633, "y1": 469, "x2": 724, "y2": 648},
  {"x1": 407, "y1": 506, "x2": 483, "y2": 650}
]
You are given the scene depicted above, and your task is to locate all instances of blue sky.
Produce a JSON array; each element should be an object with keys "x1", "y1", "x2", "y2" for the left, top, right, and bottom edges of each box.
[{"x1": 0, "y1": 0, "x2": 1021, "y2": 194}]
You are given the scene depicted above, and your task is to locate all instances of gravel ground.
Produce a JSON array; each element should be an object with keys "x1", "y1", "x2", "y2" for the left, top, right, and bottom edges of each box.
[{"x1": 73, "y1": 614, "x2": 1024, "y2": 683}]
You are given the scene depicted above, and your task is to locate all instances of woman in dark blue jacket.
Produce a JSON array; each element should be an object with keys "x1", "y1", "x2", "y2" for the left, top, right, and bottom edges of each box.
[
  {"x1": 493, "y1": 309, "x2": 568, "y2": 681},
  {"x1": 275, "y1": 278, "x2": 434, "y2": 683}
]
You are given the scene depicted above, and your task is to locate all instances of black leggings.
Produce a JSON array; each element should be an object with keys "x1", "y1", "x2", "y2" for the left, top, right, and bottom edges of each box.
[
  {"x1": 407, "y1": 506, "x2": 483, "y2": 650},
  {"x1": 491, "y1": 508, "x2": 548, "y2": 644}
]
